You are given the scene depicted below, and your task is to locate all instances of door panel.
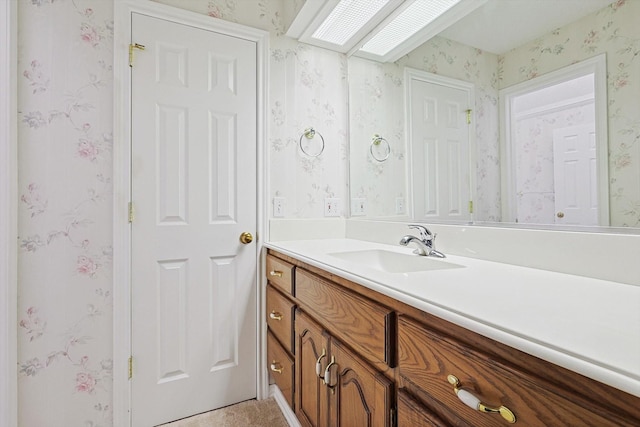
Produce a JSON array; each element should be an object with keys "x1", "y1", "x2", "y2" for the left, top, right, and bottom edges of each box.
[
  {"x1": 130, "y1": 12, "x2": 257, "y2": 427},
  {"x1": 553, "y1": 123, "x2": 598, "y2": 225},
  {"x1": 409, "y1": 76, "x2": 472, "y2": 222}
]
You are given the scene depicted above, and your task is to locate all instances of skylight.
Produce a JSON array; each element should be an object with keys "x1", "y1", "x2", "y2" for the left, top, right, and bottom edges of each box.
[{"x1": 359, "y1": 0, "x2": 462, "y2": 56}]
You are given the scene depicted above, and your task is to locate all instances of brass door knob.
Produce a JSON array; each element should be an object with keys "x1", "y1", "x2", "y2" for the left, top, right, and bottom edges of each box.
[
  {"x1": 557, "y1": 212, "x2": 565, "y2": 218},
  {"x1": 239, "y1": 232, "x2": 253, "y2": 244}
]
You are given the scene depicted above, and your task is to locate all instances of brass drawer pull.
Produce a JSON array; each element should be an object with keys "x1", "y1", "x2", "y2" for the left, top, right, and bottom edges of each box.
[
  {"x1": 270, "y1": 361, "x2": 284, "y2": 374},
  {"x1": 447, "y1": 374, "x2": 516, "y2": 424},
  {"x1": 269, "y1": 311, "x2": 283, "y2": 321},
  {"x1": 269, "y1": 270, "x2": 283, "y2": 277},
  {"x1": 315, "y1": 348, "x2": 327, "y2": 380}
]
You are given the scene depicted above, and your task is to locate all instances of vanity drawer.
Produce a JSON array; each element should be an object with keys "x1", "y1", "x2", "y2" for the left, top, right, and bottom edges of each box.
[
  {"x1": 266, "y1": 284, "x2": 295, "y2": 354},
  {"x1": 398, "y1": 389, "x2": 459, "y2": 427},
  {"x1": 267, "y1": 331, "x2": 294, "y2": 410},
  {"x1": 398, "y1": 316, "x2": 632, "y2": 427},
  {"x1": 295, "y1": 268, "x2": 394, "y2": 367},
  {"x1": 266, "y1": 255, "x2": 295, "y2": 296}
]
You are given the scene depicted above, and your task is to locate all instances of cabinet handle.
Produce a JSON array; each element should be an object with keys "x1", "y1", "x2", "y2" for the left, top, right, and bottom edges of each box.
[
  {"x1": 315, "y1": 348, "x2": 327, "y2": 380},
  {"x1": 269, "y1": 270, "x2": 283, "y2": 277},
  {"x1": 270, "y1": 361, "x2": 284, "y2": 374},
  {"x1": 447, "y1": 375, "x2": 516, "y2": 424},
  {"x1": 269, "y1": 311, "x2": 283, "y2": 321},
  {"x1": 324, "y1": 356, "x2": 338, "y2": 389}
]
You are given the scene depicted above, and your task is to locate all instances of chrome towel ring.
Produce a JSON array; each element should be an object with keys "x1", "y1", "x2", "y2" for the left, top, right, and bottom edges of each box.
[
  {"x1": 370, "y1": 134, "x2": 390, "y2": 162},
  {"x1": 299, "y1": 127, "x2": 325, "y2": 157}
]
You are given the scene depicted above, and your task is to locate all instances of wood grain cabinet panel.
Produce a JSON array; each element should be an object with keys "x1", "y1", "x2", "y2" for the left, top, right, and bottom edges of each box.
[
  {"x1": 398, "y1": 389, "x2": 461, "y2": 427},
  {"x1": 295, "y1": 269, "x2": 394, "y2": 367},
  {"x1": 266, "y1": 284, "x2": 295, "y2": 353},
  {"x1": 295, "y1": 310, "x2": 330, "y2": 427},
  {"x1": 267, "y1": 331, "x2": 295, "y2": 410},
  {"x1": 328, "y1": 338, "x2": 393, "y2": 427},
  {"x1": 398, "y1": 315, "x2": 634, "y2": 427},
  {"x1": 266, "y1": 254, "x2": 295, "y2": 295}
]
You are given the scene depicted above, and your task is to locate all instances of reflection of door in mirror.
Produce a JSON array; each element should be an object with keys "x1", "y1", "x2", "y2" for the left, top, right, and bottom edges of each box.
[
  {"x1": 500, "y1": 54, "x2": 609, "y2": 226},
  {"x1": 553, "y1": 123, "x2": 597, "y2": 225},
  {"x1": 406, "y1": 68, "x2": 474, "y2": 222}
]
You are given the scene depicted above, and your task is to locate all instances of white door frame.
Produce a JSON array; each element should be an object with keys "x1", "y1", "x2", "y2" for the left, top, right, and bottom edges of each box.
[
  {"x1": 0, "y1": 1, "x2": 18, "y2": 426},
  {"x1": 113, "y1": 2, "x2": 269, "y2": 426},
  {"x1": 499, "y1": 53, "x2": 609, "y2": 226}
]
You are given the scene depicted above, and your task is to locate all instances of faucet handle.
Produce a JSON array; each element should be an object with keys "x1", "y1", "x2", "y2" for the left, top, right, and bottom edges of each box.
[{"x1": 409, "y1": 224, "x2": 433, "y2": 241}]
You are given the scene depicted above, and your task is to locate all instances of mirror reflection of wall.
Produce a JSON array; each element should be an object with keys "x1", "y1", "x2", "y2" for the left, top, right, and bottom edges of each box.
[{"x1": 348, "y1": 0, "x2": 640, "y2": 228}]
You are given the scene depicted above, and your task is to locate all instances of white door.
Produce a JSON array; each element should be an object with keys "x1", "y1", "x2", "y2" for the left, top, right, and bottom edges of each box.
[
  {"x1": 408, "y1": 75, "x2": 472, "y2": 221},
  {"x1": 553, "y1": 123, "x2": 598, "y2": 225},
  {"x1": 130, "y1": 13, "x2": 257, "y2": 427}
]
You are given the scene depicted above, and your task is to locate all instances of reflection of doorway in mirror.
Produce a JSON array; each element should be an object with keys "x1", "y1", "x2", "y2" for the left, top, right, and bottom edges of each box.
[{"x1": 500, "y1": 54, "x2": 609, "y2": 226}]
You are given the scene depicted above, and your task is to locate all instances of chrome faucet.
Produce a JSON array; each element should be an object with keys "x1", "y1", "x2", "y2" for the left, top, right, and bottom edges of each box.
[{"x1": 399, "y1": 224, "x2": 446, "y2": 258}]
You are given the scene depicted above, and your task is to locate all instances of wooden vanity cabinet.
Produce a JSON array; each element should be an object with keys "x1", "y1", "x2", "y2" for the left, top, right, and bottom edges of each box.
[
  {"x1": 265, "y1": 254, "x2": 297, "y2": 410},
  {"x1": 266, "y1": 250, "x2": 640, "y2": 427},
  {"x1": 295, "y1": 309, "x2": 393, "y2": 427}
]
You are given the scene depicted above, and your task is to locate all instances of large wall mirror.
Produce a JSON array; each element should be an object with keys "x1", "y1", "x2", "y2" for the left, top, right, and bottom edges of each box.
[{"x1": 347, "y1": 0, "x2": 640, "y2": 230}]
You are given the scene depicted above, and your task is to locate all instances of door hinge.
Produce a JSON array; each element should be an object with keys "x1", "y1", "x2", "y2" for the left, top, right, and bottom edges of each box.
[
  {"x1": 390, "y1": 408, "x2": 397, "y2": 427},
  {"x1": 129, "y1": 43, "x2": 146, "y2": 67},
  {"x1": 465, "y1": 109, "x2": 472, "y2": 124},
  {"x1": 128, "y1": 356, "x2": 133, "y2": 379},
  {"x1": 469, "y1": 200, "x2": 474, "y2": 214},
  {"x1": 128, "y1": 202, "x2": 134, "y2": 223}
]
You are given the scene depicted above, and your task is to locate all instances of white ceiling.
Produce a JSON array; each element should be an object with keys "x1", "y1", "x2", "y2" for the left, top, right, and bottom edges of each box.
[{"x1": 439, "y1": 0, "x2": 613, "y2": 54}]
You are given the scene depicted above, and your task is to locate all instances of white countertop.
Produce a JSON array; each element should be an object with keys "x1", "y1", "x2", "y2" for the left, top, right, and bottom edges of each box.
[{"x1": 265, "y1": 238, "x2": 640, "y2": 398}]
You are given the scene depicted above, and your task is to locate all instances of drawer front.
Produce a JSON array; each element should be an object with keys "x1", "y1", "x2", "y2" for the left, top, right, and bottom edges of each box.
[
  {"x1": 266, "y1": 255, "x2": 295, "y2": 295},
  {"x1": 398, "y1": 316, "x2": 630, "y2": 427},
  {"x1": 398, "y1": 389, "x2": 455, "y2": 427},
  {"x1": 267, "y1": 331, "x2": 295, "y2": 410},
  {"x1": 266, "y1": 284, "x2": 295, "y2": 354},
  {"x1": 296, "y1": 269, "x2": 394, "y2": 367}
]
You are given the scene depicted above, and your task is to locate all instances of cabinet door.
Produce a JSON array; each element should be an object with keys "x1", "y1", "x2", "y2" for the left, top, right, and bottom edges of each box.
[
  {"x1": 296, "y1": 310, "x2": 330, "y2": 427},
  {"x1": 327, "y1": 339, "x2": 393, "y2": 427}
]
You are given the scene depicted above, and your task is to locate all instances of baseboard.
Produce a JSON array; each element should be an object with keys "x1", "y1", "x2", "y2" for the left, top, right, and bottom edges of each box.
[{"x1": 269, "y1": 385, "x2": 301, "y2": 427}]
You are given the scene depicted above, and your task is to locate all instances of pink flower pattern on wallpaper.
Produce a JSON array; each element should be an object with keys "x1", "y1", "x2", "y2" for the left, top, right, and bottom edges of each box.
[
  {"x1": 19, "y1": 307, "x2": 47, "y2": 342},
  {"x1": 18, "y1": 0, "x2": 114, "y2": 425}
]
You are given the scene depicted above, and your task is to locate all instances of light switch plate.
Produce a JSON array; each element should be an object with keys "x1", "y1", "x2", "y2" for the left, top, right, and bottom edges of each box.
[
  {"x1": 324, "y1": 198, "x2": 340, "y2": 217},
  {"x1": 273, "y1": 197, "x2": 285, "y2": 217},
  {"x1": 351, "y1": 198, "x2": 366, "y2": 216}
]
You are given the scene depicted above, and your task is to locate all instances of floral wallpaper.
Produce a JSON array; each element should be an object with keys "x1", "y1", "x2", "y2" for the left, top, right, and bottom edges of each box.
[
  {"x1": 17, "y1": 0, "x2": 345, "y2": 425},
  {"x1": 17, "y1": 0, "x2": 114, "y2": 426},
  {"x1": 500, "y1": 0, "x2": 640, "y2": 226},
  {"x1": 348, "y1": 58, "x2": 407, "y2": 218}
]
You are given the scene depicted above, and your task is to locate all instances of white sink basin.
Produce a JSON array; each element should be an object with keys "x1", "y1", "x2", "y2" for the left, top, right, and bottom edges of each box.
[{"x1": 328, "y1": 249, "x2": 465, "y2": 273}]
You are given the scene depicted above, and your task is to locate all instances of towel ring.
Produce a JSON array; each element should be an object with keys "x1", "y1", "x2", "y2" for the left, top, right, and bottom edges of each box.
[
  {"x1": 370, "y1": 134, "x2": 390, "y2": 162},
  {"x1": 299, "y1": 128, "x2": 325, "y2": 157}
]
